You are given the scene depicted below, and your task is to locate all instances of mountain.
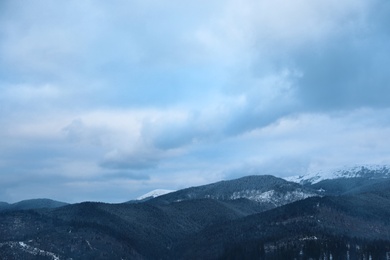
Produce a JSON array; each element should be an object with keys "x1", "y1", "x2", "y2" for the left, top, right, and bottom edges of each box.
[
  {"x1": 286, "y1": 165, "x2": 390, "y2": 184},
  {"x1": 1, "y1": 172, "x2": 390, "y2": 259},
  {"x1": 0, "y1": 198, "x2": 68, "y2": 212},
  {"x1": 137, "y1": 189, "x2": 175, "y2": 200},
  {"x1": 0, "y1": 175, "x2": 318, "y2": 259},
  {"x1": 151, "y1": 175, "x2": 318, "y2": 207}
]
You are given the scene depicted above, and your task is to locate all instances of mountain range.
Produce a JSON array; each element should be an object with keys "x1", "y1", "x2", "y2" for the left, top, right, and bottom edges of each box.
[
  {"x1": 0, "y1": 199, "x2": 68, "y2": 212},
  {"x1": 1, "y1": 166, "x2": 390, "y2": 259}
]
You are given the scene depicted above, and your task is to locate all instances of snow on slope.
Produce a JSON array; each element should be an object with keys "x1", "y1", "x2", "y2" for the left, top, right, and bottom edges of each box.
[
  {"x1": 137, "y1": 189, "x2": 175, "y2": 200},
  {"x1": 285, "y1": 165, "x2": 390, "y2": 184},
  {"x1": 0, "y1": 241, "x2": 60, "y2": 260},
  {"x1": 228, "y1": 189, "x2": 316, "y2": 206}
]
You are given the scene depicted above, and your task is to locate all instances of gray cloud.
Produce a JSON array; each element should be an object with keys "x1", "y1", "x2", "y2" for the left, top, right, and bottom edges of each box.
[
  {"x1": 99, "y1": 149, "x2": 160, "y2": 170},
  {"x1": 223, "y1": 157, "x2": 311, "y2": 180},
  {"x1": 294, "y1": 33, "x2": 390, "y2": 111},
  {"x1": 62, "y1": 119, "x2": 111, "y2": 147},
  {"x1": 100, "y1": 171, "x2": 150, "y2": 181}
]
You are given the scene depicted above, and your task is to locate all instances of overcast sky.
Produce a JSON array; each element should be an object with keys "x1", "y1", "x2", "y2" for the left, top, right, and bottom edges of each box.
[{"x1": 1, "y1": 0, "x2": 390, "y2": 203}]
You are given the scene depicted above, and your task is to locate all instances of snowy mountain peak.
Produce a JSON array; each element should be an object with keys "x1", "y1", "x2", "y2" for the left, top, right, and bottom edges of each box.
[
  {"x1": 285, "y1": 165, "x2": 390, "y2": 184},
  {"x1": 137, "y1": 189, "x2": 175, "y2": 200}
]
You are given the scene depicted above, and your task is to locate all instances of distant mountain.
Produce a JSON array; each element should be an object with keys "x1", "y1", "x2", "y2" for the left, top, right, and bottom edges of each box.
[
  {"x1": 309, "y1": 177, "x2": 387, "y2": 196},
  {"x1": 151, "y1": 175, "x2": 318, "y2": 207},
  {"x1": 286, "y1": 165, "x2": 390, "y2": 185},
  {"x1": 137, "y1": 189, "x2": 175, "y2": 200},
  {"x1": 0, "y1": 198, "x2": 68, "y2": 212}
]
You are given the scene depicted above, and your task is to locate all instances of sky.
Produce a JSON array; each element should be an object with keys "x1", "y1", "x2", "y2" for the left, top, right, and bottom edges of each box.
[{"x1": 1, "y1": 0, "x2": 390, "y2": 203}]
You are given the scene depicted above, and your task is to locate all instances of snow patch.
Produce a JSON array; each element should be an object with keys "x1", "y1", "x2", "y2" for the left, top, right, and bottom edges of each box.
[
  {"x1": 228, "y1": 189, "x2": 316, "y2": 206},
  {"x1": 0, "y1": 241, "x2": 60, "y2": 260},
  {"x1": 137, "y1": 189, "x2": 175, "y2": 200},
  {"x1": 285, "y1": 165, "x2": 390, "y2": 184},
  {"x1": 300, "y1": 236, "x2": 318, "y2": 241}
]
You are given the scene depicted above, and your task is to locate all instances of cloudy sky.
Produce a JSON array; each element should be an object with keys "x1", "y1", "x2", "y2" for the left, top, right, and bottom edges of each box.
[{"x1": 1, "y1": 0, "x2": 390, "y2": 203}]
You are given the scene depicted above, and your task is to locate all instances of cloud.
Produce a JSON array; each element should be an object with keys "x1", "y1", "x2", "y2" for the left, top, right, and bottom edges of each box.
[
  {"x1": 1, "y1": 0, "x2": 390, "y2": 202},
  {"x1": 62, "y1": 118, "x2": 112, "y2": 147},
  {"x1": 293, "y1": 25, "x2": 390, "y2": 111},
  {"x1": 99, "y1": 149, "x2": 160, "y2": 170},
  {"x1": 101, "y1": 171, "x2": 150, "y2": 181},
  {"x1": 199, "y1": 0, "x2": 390, "y2": 113}
]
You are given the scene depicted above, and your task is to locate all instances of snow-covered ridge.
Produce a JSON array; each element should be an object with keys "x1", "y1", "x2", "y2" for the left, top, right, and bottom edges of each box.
[
  {"x1": 285, "y1": 165, "x2": 390, "y2": 184},
  {"x1": 0, "y1": 241, "x2": 60, "y2": 260},
  {"x1": 137, "y1": 189, "x2": 175, "y2": 200},
  {"x1": 205, "y1": 189, "x2": 316, "y2": 207}
]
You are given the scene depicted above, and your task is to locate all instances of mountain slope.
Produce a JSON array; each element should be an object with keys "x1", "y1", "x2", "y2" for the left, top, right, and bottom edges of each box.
[
  {"x1": 176, "y1": 182, "x2": 390, "y2": 259},
  {"x1": 0, "y1": 202, "x2": 9, "y2": 210},
  {"x1": 0, "y1": 197, "x2": 268, "y2": 259},
  {"x1": 309, "y1": 177, "x2": 387, "y2": 196},
  {"x1": 151, "y1": 175, "x2": 318, "y2": 207}
]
